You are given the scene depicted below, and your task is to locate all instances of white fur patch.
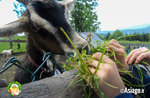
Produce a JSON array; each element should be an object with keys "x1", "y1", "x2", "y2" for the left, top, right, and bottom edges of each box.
[
  {"x1": 54, "y1": 55, "x2": 60, "y2": 61},
  {"x1": 46, "y1": 59, "x2": 53, "y2": 71},
  {"x1": 2, "y1": 49, "x2": 13, "y2": 57}
]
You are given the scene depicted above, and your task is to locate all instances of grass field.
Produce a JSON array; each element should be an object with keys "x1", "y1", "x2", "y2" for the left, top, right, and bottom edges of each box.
[
  {"x1": 119, "y1": 40, "x2": 150, "y2": 44},
  {"x1": 119, "y1": 40, "x2": 150, "y2": 50},
  {"x1": 0, "y1": 36, "x2": 26, "y2": 53},
  {"x1": 0, "y1": 35, "x2": 26, "y2": 40}
]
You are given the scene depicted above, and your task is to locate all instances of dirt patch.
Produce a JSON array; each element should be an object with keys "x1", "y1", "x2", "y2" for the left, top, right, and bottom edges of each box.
[{"x1": 0, "y1": 53, "x2": 25, "y2": 84}]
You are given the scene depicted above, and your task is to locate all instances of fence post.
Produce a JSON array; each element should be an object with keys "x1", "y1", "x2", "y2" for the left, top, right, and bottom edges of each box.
[{"x1": 10, "y1": 40, "x2": 13, "y2": 49}]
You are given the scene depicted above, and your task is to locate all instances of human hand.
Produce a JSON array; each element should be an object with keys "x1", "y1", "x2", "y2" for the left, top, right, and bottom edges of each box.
[
  {"x1": 126, "y1": 47, "x2": 150, "y2": 65},
  {"x1": 107, "y1": 39, "x2": 129, "y2": 71},
  {"x1": 90, "y1": 52, "x2": 125, "y2": 98}
]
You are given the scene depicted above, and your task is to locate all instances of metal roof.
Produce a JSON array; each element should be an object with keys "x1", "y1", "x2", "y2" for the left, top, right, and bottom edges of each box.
[{"x1": 80, "y1": 32, "x2": 103, "y2": 47}]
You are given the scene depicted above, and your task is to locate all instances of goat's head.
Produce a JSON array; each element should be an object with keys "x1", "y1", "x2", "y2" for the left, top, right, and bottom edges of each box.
[{"x1": 0, "y1": 0, "x2": 90, "y2": 54}]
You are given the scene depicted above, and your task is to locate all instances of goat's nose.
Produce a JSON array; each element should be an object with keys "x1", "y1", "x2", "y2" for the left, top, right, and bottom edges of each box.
[{"x1": 79, "y1": 45, "x2": 90, "y2": 54}]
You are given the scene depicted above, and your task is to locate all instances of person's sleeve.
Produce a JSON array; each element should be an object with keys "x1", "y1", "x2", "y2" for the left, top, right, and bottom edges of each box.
[
  {"x1": 121, "y1": 65, "x2": 150, "y2": 97},
  {"x1": 115, "y1": 93, "x2": 133, "y2": 98}
]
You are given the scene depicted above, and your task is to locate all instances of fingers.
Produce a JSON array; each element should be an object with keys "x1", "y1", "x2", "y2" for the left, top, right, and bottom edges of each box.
[
  {"x1": 108, "y1": 39, "x2": 122, "y2": 48},
  {"x1": 91, "y1": 52, "x2": 116, "y2": 71},
  {"x1": 126, "y1": 47, "x2": 149, "y2": 64},
  {"x1": 125, "y1": 48, "x2": 140, "y2": 63},
  {"x1": 107, "y1": 39, "x2": 125, "y2": 54},
  {"x1": 136, "y1": 51, "x2": 150, "y2": 63},
  {"x1": 90, "y1": 59, "x2": 100, "y2": 70},
  {"x1": 127, "y1": 50, "x2": 142, "y2": 64},
  {"x1": 89, "y1": 67, "x2": 96, "y2": 74},
  {"x1": 107, "y1": 45, "x2": 124, "y2": 54},
  {"x1": 109, "y1": 39, "x2": 119, "y2": 44},
  {"x1": 92, "y1": 52, "x2": 104, "y2": 60},
  {"x1": 92, "y1": 52, "x2": 114, "y2": 63}
]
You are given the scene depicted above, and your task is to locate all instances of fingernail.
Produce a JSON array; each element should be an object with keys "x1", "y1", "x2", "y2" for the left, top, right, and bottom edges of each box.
[
  {"x1": 136, "y1": 60, "x2": 138, "y2": 64},
  {"x1": 125, "y1": 59, "x2": 127, "y2": 63},
  {"x1": 126, "y1": 56, "x2": 129, "y2": 58},
  {"x1": 128, "y1": 61, "x2": 131, "y2": 64}
]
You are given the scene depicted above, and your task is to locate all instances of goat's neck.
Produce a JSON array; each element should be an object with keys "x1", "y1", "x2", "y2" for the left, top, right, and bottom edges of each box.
[{"x1": 26, "y1": 34, "x2": 45, "y2": 66}]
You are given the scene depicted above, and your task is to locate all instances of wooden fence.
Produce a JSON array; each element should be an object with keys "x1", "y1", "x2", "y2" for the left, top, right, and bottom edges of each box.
[
  {"x1": 0, "y1": 40, "x2": 26, "y2": 49},
  {"x1": 0, "y1": 39, "x2": 150, "y2": 51}
]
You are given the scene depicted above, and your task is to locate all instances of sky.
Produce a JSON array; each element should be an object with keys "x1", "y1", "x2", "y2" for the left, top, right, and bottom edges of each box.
[
  {"x1": 0, "y1": 0, "x2": 18, "y2": 26},
  {"x1": 96, "y1": 0, "x2": 150, "y2": 30},
  {"x1": 0, "y1": 0, "x2": 150, "y2": 31}
]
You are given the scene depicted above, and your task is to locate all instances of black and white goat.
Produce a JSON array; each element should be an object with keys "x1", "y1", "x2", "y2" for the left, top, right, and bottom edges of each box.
[{"x1": 0, "y1": 0, "x2": 90, "y2": 84}]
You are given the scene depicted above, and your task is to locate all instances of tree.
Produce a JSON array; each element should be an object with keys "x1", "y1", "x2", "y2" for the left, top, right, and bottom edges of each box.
[
  {"x1": 110, "y1": 30, "x2": 124, "y2": 39},
  {"x1": 71, "y1": 0, "x2": 100, "y2": 32},
  {"x1": 105, "y1": 32, "x2": 111, "y2": 40}
]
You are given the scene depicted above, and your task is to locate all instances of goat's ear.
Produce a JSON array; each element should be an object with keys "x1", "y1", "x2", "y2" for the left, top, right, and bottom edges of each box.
[
  {"x1": 62, "y1": 0, "x2": 75, "y2": 10},
  {"x1": 0, "y1": 16, "x2": 30, "y2": 37}
]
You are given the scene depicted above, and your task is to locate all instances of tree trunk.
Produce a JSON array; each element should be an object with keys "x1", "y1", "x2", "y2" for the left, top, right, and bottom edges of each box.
[{"x1": 0, "y1": 71, "x2": 99, "y2": 98}]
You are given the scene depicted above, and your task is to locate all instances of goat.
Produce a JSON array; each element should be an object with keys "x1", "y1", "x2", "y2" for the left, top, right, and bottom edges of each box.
[
  {"x1": 0, "y1": 0, "x2": 90, "y2": 84},
  {"x1": 2, "y1": 49, "x2": 13, "y2": 58}
]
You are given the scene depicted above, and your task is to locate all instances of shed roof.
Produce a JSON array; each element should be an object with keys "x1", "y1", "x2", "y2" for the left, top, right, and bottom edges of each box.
[{"x1": 80, "y1": 32, "x2": 103, "y2": 47}]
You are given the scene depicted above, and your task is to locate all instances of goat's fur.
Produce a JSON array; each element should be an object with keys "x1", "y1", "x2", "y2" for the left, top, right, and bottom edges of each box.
[
  {"x1": 0, "y1": 0, "x2": 90, "y2": 84},
  {"x1": 2, "y1": 49, "x2": 13, "y2": 57}
]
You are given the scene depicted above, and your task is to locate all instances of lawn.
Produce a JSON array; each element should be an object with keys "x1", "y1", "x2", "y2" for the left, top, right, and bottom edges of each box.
[
  {"x1": 0, "y1": 36, "x2": 26, "y2": 53},
  {"x1": 119, "y1": 40, "x2": 150, "y2": 44},
  {"x1": 119, "y1": 40, "x2": 150, "y2": 49}
]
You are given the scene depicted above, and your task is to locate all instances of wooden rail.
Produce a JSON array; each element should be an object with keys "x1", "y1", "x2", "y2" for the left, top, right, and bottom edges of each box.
[
  {"x1": 0, "y1": 40, "x2": 26, "y2": 50},
  {"x1": 0, "y1": 40, "x2": 26, "y2": 42}
]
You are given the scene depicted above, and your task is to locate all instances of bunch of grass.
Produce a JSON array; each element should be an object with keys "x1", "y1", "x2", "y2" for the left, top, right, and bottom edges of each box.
[{"x1": 60, "y1": 27, "x2": 150, "y2": 98}]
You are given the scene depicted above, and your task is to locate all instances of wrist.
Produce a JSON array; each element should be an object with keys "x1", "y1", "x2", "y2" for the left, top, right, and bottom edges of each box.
[
  {"x1": 104, "y1": 84, "x2": 125, "y2": 98},
  {"x1": 113, "y1": 85, "x2": 125, "y2": 97}
]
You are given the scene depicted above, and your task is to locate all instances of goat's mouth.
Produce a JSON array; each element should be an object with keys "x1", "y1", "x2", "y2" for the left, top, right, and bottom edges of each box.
[
  {"x1": 78, "y1": 44, "x2": 90, "y2": 54},
  {"x1": 62, "y1": 44, "x2": 90, "y2": 55}
]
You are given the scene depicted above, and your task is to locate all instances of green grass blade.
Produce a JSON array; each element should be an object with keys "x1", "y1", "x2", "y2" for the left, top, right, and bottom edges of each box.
[
  {"x1": 95, "y1": 81, "x2": 106, "y2": 98},
  {"x1": 94, "y1": 47, "x2": 106, "y2": 75},
  {"x1": 116, "y1": 35, "x2": 136, "y2": 40},
  {"x1": 60, "y1": 27, "x2": 90, "y2": 74},
  {"x1": 100, "y1": 78, "x2": 118, "y2": 89}
]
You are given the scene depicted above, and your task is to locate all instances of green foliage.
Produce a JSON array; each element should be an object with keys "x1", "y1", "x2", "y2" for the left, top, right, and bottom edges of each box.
[
  {"x1": 109, "y1": 30, "x2": 124, "y2": 40},
  {"x1": 0, "y1": 42, "x2": 26, "y2": 53},
  {"x1": 105, "y1": 31, "x2": 150, "y2": 41},
  {"x1": 71, "y1": 0, "x2": 100, "y2": 32},
  {"x1": 12, "y1": 35, "x2": 26, "y2": 40},
  {"x1": 0, "y1": 35, "x2": 26, "y2": 40},
  {"x1": 125, "y1": 32, "x2": 150, "y2": 41},
  {"x1": 105, "y1": 32, "x2": 111, "y2": 40}
]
